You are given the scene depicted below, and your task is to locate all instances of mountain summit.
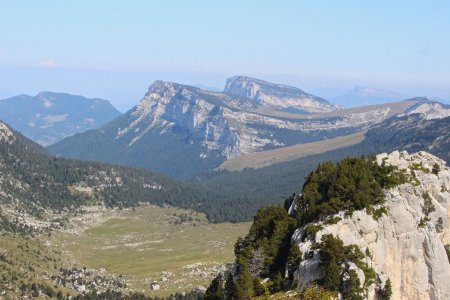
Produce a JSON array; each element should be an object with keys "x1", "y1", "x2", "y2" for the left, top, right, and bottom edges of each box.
[{"x1": 224, "y1": 75, "x2": 341, "y2": 113}]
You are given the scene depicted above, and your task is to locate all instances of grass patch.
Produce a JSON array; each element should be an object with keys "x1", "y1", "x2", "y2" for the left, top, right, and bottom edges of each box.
[{"x1": 53, "y1": 205, "x2": 250, "y2": 297}]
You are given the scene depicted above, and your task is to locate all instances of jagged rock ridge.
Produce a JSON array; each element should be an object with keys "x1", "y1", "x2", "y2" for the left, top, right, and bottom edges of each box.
[{"x1": 291, "y1": 151, "x2": 450, "y2": 299}]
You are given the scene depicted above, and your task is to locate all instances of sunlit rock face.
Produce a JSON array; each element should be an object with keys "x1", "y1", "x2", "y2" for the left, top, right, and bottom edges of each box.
[
  {"x1": 292, "y1": 151, "x2": 450, "y2": 300},
  {"x1": 224, "y1": 75, "x2": 341, "y2": 114}
]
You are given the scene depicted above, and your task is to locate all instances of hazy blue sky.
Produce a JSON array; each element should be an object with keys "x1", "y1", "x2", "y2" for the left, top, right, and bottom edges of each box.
[{"x1": 1, "y1": 1, "x2": 449, "y2": 111}]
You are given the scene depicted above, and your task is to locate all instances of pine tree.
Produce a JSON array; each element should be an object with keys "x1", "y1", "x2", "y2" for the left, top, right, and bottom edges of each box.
[
  {"x1": 271, "y1": 271, "x2": 284, "y2": 293},
  {"x1": 252, "y1": 277, "x2": 266, "y2": 296},
  {"x1": 341, "y1": 270, "x2": 363, "y2": 300},
  {"x1": 432, "y1": 163, "x2": 441, "y2": 175},
  {"x1": 234, "y1": 266, "x2": 253, "y2": 300},
  {"x1": 384, "y1": 278, "x2": 393, "y2": 300},
  {"x1": 287, "y1": 243, "x2": 302, "y2": 280},
  {"x1": 225, "y1": 273, "x2": 235, "y2": 300},
  {"x1": 323, "y1": 257, "x2": 341, "y2": 291},
  {"x1": 205, "y1": 274, "x2": 225, "y2": 300}
]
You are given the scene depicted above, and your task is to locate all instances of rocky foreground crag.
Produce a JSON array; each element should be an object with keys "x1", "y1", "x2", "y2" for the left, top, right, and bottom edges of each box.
[
  {"x1": 291, "y1": 151, "x2": 450, "y2": 299},
  {"x1": 217, "y1": 151, "x2": 450, "y2": 300}
]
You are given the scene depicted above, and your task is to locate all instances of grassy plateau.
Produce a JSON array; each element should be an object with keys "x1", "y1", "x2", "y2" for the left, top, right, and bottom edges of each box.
[{"x1": 53, "y1": 205, "x2": 251, "y2": 296}]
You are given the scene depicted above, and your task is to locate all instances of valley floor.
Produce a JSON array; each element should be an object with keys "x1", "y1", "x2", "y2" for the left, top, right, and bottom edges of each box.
[{"x1": 51, "y1": 205, "x2": 250, "y2": 297}]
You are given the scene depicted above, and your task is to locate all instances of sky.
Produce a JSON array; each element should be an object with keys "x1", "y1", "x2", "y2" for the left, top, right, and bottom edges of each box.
[{"x1": 1, "y1": 1, "x2": 450, "y2": 111}]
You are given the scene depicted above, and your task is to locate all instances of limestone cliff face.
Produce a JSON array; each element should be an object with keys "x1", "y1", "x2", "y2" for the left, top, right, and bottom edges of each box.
[
  {"x1": 401, "y1": 100, "x2": 450, "y2": 120},
  {"x1": 116, "y1": 81, "x2": 241, "y2": 157},
  {"x1": 114, "y1": 81, "x2": 408, "y2": 159},
  {"x1": 224, "y1": 75, "x2": 341, "y2": 114},
  {"x1": 291, "y1": 151, "x2": 450, "y2": 299},
  {"x1": 0, "y1": 122, "x2": 15, "y2": 144}
]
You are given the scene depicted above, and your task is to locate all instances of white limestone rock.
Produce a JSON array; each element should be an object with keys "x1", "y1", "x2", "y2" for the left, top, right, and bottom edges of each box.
[
  {"x1": 292, "y1": 151, "x2": 450, "y2": 300},
  {"x1": 401, "y1": 101, "x2": 450, "y2": 120},
  {"x1": 224, "y1": 75, "x2": 341, "y2": 113},
  {"x1": 0, "y1": 122, "x2": 15, "y2": 144}
]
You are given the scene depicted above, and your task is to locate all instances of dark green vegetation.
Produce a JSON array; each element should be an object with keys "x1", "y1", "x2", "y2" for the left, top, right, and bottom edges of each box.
[
  {"x1": 205, "y1": 274, "x2": 226, "y2": 300},
  {"x1": 0, "y1": 121, "x2": 254, "y2": 223},
  {"x1": 205, "y1": 207, "x2": 382, "y2": 300},
  {"x1": 235, "y1": 206, "x2": 298, "y2": 279},
  {"x1": 0, "y1": 124, "x2": 206, "y2": 218},
  {"x1": 361, "y1": 114, "x2": 450, "y2": 163},
  {"x1": 195, "y1": 146, "x2": 372, "y2": 222},
  {"x1": 48, "y1": 112, "x2": 226, "y2": 180},
  {"x1": 296, "y1": 156, "x2": 407, "y2": 225},
  {"x1": 314, "y1": 235, "x2": 376, "y2": 299},
  {"x1": 206, "y1": 206, "x2": 300, "y2": 299},
  {"x1": 445, "y1": 245, "x2": 450, "y2": 263},
  {"x1": 384, "y1": 279, "x2": 393, "y2": 300},
  {"x1": 6, "y1": 114, "x2": 448, "y2": 224},
  {"x1": 0, "y1": 92, "x2": 120, "y2": 145},
  {"x1": 419, "y1": 192, "x2": 436, "y2": 228}
]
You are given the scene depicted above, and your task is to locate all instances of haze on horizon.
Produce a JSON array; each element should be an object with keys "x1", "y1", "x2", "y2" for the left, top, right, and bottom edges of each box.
[{"x1": 1, "y1": 0, "x2": 449, "y2": 111}]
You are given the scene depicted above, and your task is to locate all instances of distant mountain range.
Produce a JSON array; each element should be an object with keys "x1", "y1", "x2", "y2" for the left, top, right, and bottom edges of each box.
[
  {"x1": 0, "y1": 92, "x2": 121, "y2": 145},
  {"x1": 48, "y1": 77, "x2": 419, "y2": 179},
  {"x1": 331, "y1": 85, "x2": 410, "y2": 107}
]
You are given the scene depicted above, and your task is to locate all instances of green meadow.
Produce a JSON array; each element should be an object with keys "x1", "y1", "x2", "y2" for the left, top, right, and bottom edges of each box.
[{"x1": 54, "y1": 205, "x2": 251, "y2": 296}]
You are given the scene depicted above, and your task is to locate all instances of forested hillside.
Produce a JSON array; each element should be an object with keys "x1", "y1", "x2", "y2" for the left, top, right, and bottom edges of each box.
[
  {"x1": 2, "y1": 114, "x2": 449, "y2": 225},
  {"x1": 0, "y1": 121, "x2": 249, "y2": 223},
  {"x1": 196, "y1": 114, "x2": 450, "y2": 216}
]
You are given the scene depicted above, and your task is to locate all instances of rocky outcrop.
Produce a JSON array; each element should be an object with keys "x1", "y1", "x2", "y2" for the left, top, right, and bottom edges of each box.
[
  {"x1": 291, "y1": 151, "x2": 450, "y2": 299},
  {"x1": 401, "y1": 100, "x2": 450, "y2": 120},
  {"x1": 116, "y1": 81, "x2": 243, "y2": 158},
  {"x1": 0, "y1": 122, "x2": 15, "y2": 144},
  {"x1": 224, "y1": 75, "x2": 340, "y2": 113}
]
